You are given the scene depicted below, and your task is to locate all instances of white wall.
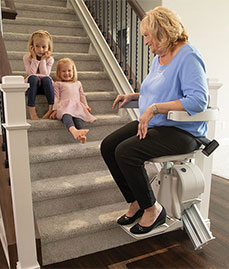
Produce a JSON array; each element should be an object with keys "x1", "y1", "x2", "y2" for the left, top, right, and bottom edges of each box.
[{"x1": 141, "y1": 0, "x2": 229, "y2": 142}]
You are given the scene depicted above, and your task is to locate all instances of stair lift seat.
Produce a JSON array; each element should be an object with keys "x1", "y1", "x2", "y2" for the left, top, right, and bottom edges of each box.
[{"x1": 119, "y1": 101, "x2": 219, "y2": 249}]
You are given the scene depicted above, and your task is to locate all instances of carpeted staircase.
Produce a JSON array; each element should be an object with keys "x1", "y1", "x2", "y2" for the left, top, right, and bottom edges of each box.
[{"x1": 2, "y1": 0, "x2": 139, "y2": 265}]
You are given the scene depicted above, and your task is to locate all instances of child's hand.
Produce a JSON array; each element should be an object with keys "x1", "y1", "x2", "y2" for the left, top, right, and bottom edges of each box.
[
  {"x1": 41, "y1": 51, "x2": 51, "y2": 60},
  {"x1": 49, "y1": 110, "x2": 57, "y2": 119},
  {"x1": 29, "y1": 45, "x2": 37, "y2": 59},
  {"x1": 86, "y1": 105, "x2": 92, "y2": 112}
]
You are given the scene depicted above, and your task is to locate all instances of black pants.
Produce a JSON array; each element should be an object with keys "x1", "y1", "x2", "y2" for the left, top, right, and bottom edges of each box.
[
  {"x1": 100, "y1": 120, "x2": 200, "y2": 210},
  {"x1": 62, "y1": 114, "x2": 85, "y2": 130}
]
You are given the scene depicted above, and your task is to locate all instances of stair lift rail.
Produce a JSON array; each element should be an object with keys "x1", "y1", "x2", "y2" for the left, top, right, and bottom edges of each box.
[{"x1": 120, "y1": 100, "x2": 219, "y2": 250}]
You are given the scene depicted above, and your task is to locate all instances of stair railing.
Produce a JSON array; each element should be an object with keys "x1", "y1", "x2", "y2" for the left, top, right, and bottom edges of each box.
[
  {"x1": 84, "y1": 0, "x2": 154, "y2": 93},
  {"x1": 0, "y1": 2, "x2": 41, "y2": 268},
  {"x1": 1, "y1": 76, "x2": 40, "y2": 269}
]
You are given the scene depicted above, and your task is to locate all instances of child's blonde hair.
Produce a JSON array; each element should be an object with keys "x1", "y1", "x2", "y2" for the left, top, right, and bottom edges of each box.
[
  {"x1": 28, "y1": 30, "x2": 53, "y2": 58},
  {"x1": 56, "y1": 58, "x2": 78, "y2": 82}
]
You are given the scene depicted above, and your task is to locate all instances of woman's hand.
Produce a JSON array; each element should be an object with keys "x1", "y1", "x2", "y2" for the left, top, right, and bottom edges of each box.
[
  {"x1": 137, "y1": 106, "x2": 155, "y2": 140},
  {"x1": 49, "y1": 110, "x2": 57, "y2": 119},
  {"x1": 112, "y1": 94, "x2": 134, "y2": 109}
]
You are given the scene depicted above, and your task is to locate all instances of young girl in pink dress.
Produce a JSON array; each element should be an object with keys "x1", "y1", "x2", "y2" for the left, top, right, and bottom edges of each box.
[
  {"x1": 50, "y1": 58, "x2": 96, "y2": 144},
  {"x1": 23, "y1": 30, "x2": 54, "y2": 120}
]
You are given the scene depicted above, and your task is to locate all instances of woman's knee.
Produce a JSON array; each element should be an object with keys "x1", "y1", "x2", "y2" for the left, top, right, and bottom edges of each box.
[
  {"x1": 115, "y1": 142, "x2": 130, "y2": 165},
  {"x1": 100, "y1": 135, "x2": 111, "y2": 158},
  {"x1": 100, "y1": 132, "x2": 119, "y2": 159}
]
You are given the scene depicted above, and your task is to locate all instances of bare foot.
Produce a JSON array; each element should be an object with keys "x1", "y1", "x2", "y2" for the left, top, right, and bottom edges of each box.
[
  {"x1": 69, "y1": 126, "x2": 89, "y2": 141},
  {"x1": 42, "y1": 110, "x2": 53, "y2": 119},
  {"x1": 28, "y1": 106, "x2": 40, "y2": 120},
  {"x1": 78, "y1": 135, "x2": 87, "y2": 144},
  {"x1": 125, "y1": 201, "x2": 141, "y2": 217},
  {"x1": 42, "y1": 105, "x2": 53, "y2": 119},
  {"x1": 138, "y1": 201, "x2": 162, "y2": 227}
]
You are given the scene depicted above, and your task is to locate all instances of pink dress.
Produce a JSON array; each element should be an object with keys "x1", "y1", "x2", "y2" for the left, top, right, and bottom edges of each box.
[
  {"x1": 53, "y1": 81, "x2": 96, "y2": 122},
  {"x1": 23, "y1": 53, "x2": 54, "y2": 83}
]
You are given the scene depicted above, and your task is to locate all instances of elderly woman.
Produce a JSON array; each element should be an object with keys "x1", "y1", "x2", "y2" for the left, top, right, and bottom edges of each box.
[{"x1": 100, "y1": 6, "x2": 208, "y2": 235}]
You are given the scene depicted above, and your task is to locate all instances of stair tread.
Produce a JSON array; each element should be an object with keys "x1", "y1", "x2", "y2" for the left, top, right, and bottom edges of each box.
[
  {"x1": 28, "y1": 114, "x2": 127, "y2": 131},
  {"x1": 4, "y1": 17, "x2": 83, "y2": 26},
  {"x1": 8, "y1": 51, "x2": 100, "y2": 61},
  {"x1": 29, "y1": 140, "x2": 102, "y2": 164},
  {"x1": 28, "y1": 91, "x2": 117, "y2": 104},
  {"x1": 37, "y1": 201, "x2": 127, "y2": 244},
  {"x1": 13, "y1": 71, "x2": 110, "y2": 80},
  {"x1": 15, "y1": 2, "x2": 75, "y2": 14},
  {"x1": 3, "y1": 32, "x2": 90, "y2": 43},
  {"x1": 32, "y1": 170, "x2": 115, "y2": 201}
]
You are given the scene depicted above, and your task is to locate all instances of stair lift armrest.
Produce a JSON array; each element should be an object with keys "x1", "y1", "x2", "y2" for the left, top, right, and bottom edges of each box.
[
  {"x1": 167, "y1": 108, "x2": 219, "y2": 122},
  {"x1": 121, "y1": 102, "x2": 219, "y2": 122},
  {"x1": 121, "y1": 100, "x2": 139, "y2": 108}
]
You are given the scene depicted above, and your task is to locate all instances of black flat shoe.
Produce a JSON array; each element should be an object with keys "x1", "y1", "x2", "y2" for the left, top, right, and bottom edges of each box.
[
  {"x1": 130, "y1": 206, "x2": 166, "y2": 234},
  {"x1": 117, "y1": 209, "x2": 144, "y2": 225}
]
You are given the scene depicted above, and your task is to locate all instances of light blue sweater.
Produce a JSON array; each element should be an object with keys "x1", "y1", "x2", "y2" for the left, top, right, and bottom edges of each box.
[{"x1": 138, "y1": 43, "x2": 208, "y2": 137}]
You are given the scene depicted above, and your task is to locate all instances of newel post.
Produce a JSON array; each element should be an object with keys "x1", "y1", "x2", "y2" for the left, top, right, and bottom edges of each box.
[{"x1": 0, "y1": 76, "x2": 40, "y2": 269}]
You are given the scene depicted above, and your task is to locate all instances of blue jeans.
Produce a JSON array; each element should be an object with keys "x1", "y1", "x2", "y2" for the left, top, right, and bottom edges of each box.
[{"x1": 27, "y1": 75, "x2": 54, "y2": 107}]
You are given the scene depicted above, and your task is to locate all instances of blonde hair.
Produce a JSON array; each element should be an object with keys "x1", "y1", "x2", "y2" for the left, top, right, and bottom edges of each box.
[
  {"x1": 140, "y1": 6, "x2": 188, "y2": 53},
  {"x1": 28, "y1": 30, "x2": 53, "y2": 57},
  {"x1": 56, "y1": 58, "x2": 78, "y2": 82}
]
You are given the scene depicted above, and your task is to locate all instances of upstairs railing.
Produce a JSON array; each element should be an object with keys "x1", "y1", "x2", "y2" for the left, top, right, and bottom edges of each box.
[{"x1": 84, "y1": 0, "x2": 154, "y2": 92}]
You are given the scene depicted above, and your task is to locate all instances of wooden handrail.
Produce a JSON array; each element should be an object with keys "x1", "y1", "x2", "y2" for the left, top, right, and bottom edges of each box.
[
  {"x1": 1, "y1": 0, "x2": 17, "y2": 20},
  {"x1": 0, "y1": 32, "x2": 12, "y2": 83},
  {"x1": 4, "y1": 0, "x2": 16, "y2": 10},
  {"x1": 127, "y1": 0, "x2": 145, "y2": 20}
]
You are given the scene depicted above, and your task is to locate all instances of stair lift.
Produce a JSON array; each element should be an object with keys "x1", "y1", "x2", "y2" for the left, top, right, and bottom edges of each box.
[{"x1": 119, "y1": 100, "x2": 219, "y2": 250}]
